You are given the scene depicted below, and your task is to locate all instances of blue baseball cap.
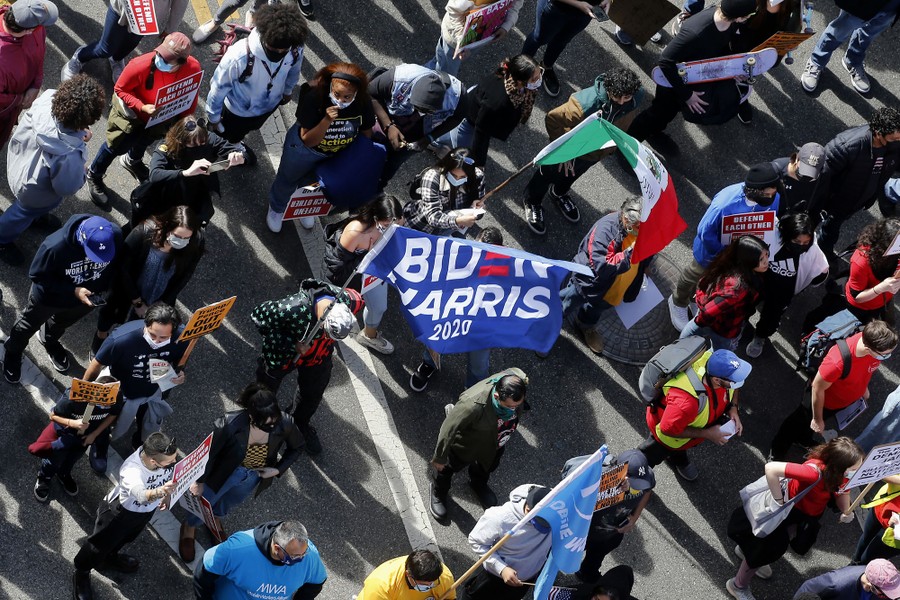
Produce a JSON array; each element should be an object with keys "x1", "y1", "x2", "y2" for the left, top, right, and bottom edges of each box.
[
  {"x1": 706, "y1": 350, "x2": 752, "y2": 385},
  {"x1": 77, "y1": 216, "x2": 116, "y2": 263}
]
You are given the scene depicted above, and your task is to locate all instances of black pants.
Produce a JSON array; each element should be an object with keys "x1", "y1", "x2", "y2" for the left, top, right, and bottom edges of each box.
[
  {"x1": 457, "y1": 566, "x2": 534, "y2": 600},
  {"x1": 770, "y1": 400, "x2": 836, "y2": 461},
  {"x1": 755, "y1": 283, "x2": 796, "y2": 339},
  {"x1": 73, "y1": 500, "x2": 155, "y2": 572},
  {"x1": 39, "y1": 431, "x2": 110, "y2": 478},
  {"x1": 433, "y1": 448, "x2": 504, "y2": 497},
  {"x1": 221, "y1": 105, "x2": 276, "y2": 144},
  {"x1": 522, "y1": 159, "x2": 594, "y2": 205},
  {"x1": 638, "y1": 435, "x2": 690, "y2": 468},
  {"x1": 256, "y1": 356, "x2": 333, "y2": 428},
  {"x1": 627, "y1": 86, "x2": 682, "y2": 142},
  {"x1": 579, "y1": 529, "x2": 624, "y2": 577},
  {"x1": 3, "y1": 287, "x2": 94, "y2": 360}
]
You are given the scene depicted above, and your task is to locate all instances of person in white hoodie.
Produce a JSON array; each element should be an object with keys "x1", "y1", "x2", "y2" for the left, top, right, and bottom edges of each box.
[
  {"x1": 460, "y1": 484, "x2": 552, "y2": 600},
  {"x1": 0, "y1": 74, "x2": 105, "y2": 265}
]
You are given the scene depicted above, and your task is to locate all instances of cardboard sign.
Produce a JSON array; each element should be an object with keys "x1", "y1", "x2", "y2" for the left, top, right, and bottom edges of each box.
[
  {"x1": 146, "y1": 71, "x2": 204, "y2": 128},
  {"x1": 123, "y1": 0, "x2": 159, "y2": 35},
  {"x1": 609, "y1": 0, "x2": 680, "y2": 46},
  {"x1": 752, "y1": 31, "x2": 814, "y2": 56},
  {"x1": 179, "y1": 491, "x2": 226, "y2": 543},
  {"x1": 179, "y1": 296, "x2": 237, "y2": 342},
  {"x1": 70, "y1": 378, "x2": 120, "y2": 406},
  {"x1": 720, "y1": 210, "x2": 777, "y2": 246},
  {"x1": 844, "y1": 443, "x2": 900, "y2": 490},
  {"x1": 284, "y1": 186, "x2": 332, "y2": 221},
  {"x1": 170, "y1": 433, "x2": 213, "y2": 505},
  {"x1": 594, "y1": 463, "x2": 629, "y2": 512},
  {"x1": 455, "y1": 0, "x2": 516, "y2": 57},
  {"x1": 361, "y1": 274, "x2": 382, "y2": 295}
]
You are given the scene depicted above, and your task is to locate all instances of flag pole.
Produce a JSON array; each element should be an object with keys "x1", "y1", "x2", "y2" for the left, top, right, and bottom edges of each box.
[
  {"x1": 438, "y1": 532, "x2": 515, "y2": 600},
  {"x1": 480, "y1": 161, "x2": 534, "y2": 204}
]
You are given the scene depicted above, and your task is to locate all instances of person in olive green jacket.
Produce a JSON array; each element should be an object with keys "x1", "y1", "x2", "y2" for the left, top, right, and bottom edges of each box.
[{"x1": 429, "y1": 368, "x2": 528, "y2": 522}]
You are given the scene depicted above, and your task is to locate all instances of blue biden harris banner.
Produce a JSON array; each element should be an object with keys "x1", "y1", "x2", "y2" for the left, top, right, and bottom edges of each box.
[{"x1": 356, "y1": 226, "x2": 592, "y2": 354}]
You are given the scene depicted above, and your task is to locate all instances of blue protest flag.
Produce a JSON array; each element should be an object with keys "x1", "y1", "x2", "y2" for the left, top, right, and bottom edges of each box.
[{"x1": 356, "y1": 226, "x2": 592, "y2": 354}]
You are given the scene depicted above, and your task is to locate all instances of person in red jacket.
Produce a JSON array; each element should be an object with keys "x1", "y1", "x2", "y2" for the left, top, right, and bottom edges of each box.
[
  {"x1": 86, "y1": 32, "x2": 202, "y2": 209},
  {"x1": 0, "y1": 0, "x2": 57, "y2": 146},
  {"x1": 845, "y1": 218, "x2": 900, "y2": 324}
]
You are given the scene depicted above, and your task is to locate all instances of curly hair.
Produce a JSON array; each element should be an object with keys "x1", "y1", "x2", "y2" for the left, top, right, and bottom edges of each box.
[
  {"x1": 163, "y1": 116, "x2": 209, "y2": 161},
  {"x1": 857, "y1": 218, "x2": 900, "y2": 278},
  {"x1": 869, "y1": 107, "x2": 900, "y2": 137},
  {"x1": 51, "y1": 74, "x2": 106, "y2": 130},
  {"x1": 806, "y1": 437, "x2": 864, "y2": 492},
  {"x1": 601, "y1": 67, "x2": 641, "y2": 99},
  {"x1": 314, "y1": 62, "x2": 370, "y2": 108},
  {"x1": 255, "y1": 3, "x2": 309, "y2": 49}
]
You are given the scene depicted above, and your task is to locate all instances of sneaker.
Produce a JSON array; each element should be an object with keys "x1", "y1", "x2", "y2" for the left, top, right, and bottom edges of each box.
[
  {"x1": 842, "y1": 56, "x2": 871, "y2": 93},
  {"x1": 244, "y1": 9, "x2": 255, "y2": 27},
  {"x1": 581, "y1": 327, "x2": 604, "y2": 354},
  {"x1": 409, "y1": 362, "x2": 436, "y2": 392},
  {"x1": 430, "y1": 483, "x2": 448, "y2": 521},
  {"x1": 3, "y1": 354, "x2": 21, "y2": 384},
  {"x1": 57, "y1": 473, "x2": 79, "y2": 497},
  {"x1": 300, "y1": 424, "x2": 322, "y2": 456},
  {"x1": 61, "y1": 46, "x2": 86, "y2": 81},
  {"x1": 357, "y1": 331, "x2": 395, "y2": 355},
  {"x1": 192, "y1": 19, "x2": 220, "y2": 43},
  {"x1": 0, "y1": 242, "x2": 26, "y2": 266},
  {"x1": 108, "y1": 57, "x2": 125, "y2": 83},
  {"x1": 119, "y1": 154, "x2": 149, "y2": 182},
  {"x1": 89, "y1": 445, "x2": 107, "y2": 475},
  {"x1": 298, "y1": 0, "x2": 316, "y2": 20},
  {"x1": 443, "y1": 403, "x2": 454, "y2": 417},
  {"x1": 299, "y1": 216, "x2": 315, "y2": 230},
  {"x1": 542, "y1": 65, "x2": 560, "y2": 97},
  {"x1": 745, "y1": 336, "x2": 765, "y2": 358},
  {"x1": 673, "y1": 460, "x2": 699, "y2": 481},
  {"x1": 725, "y1": 578, "x2": 756, "y2": 600},
  {"x1": 266, "y1": 208, "x2": 283, "y2": 233},
  {"x1": 667, "y1": 295, "x2": 690, "y2": 331},
  {"x1": 671, "y1": 12, "x2": 689, "y2": 36},
  {"x1": 650, "y1": 31, "x2": 663, "y2": 43},
  {"x1": 614, "y1": 26, "x2": 633, "y2": 46},
  {"x1": 549, "y1": 186, "x2": 580, "y2": 223},
  {"x1": 734, "y1": 545, "x2": 773, "y2": 579},
  {"x1": 737, "y1": 102, "x2": 753, "y2": 125},
  {"x1": 87, "y1": 171, "x2": 111, "y2": 210},
  {"x1": 39, "y1": 325, "x2": 70, "y2": 373},
  {"x1": 801, "y1": 60, "x2": 821, "y2": 92},
  {"x1": 34, "y1": 475, "x2": 51, "y2": 502},
  {"x1": 524, "y1": 203, "x2": 546, "y2": 235}
]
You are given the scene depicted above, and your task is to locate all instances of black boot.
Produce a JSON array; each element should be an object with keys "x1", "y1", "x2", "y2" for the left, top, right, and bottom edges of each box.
[
  {"x1": 73, "y1": 570, "x2": 93, "y2": 600},
  {"x1": 430, "y1": 483, "x2": 448, "y2": 521}
]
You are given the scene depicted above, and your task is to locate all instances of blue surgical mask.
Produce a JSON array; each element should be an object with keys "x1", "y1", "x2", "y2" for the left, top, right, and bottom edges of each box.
[
  {"x1": 167, "y1": 234, "x2": 190, "y2": 250},
  {"x1": 407, "y1": 573, "x2": 437, "y2": 593},
  {"x1": 154, "y1": 54, "x2": 176, "y2": 72},
  {"x1": 446, "y1": 172, "x2": 467, "y2": 187},
  {"x1": 526, "y1": 78, "x2": 542, "y2": 90},
  {"x1": 875, "y1": 352, "x2": 893, "y2": 361}
]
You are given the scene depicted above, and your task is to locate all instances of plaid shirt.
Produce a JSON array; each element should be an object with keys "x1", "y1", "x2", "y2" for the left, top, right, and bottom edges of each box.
[
  {"x1": 694, "y1": 275, "x2": 761, "y2": 339},
  {"x1": 404, "y1": 167, "x2": 485, "y2": 234}
]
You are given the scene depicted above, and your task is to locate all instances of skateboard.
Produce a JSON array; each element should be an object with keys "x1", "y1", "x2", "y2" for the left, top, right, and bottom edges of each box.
[{"x1": 651, "y1": 48, "x2": 779, "y2": 87}]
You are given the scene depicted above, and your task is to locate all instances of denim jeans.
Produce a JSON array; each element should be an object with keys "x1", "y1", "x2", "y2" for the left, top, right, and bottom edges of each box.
[
  {"x1": 0, "y1": 199, "x2": 63, "y2": 244},
  {"x1": 268, "y1": 123, "x2": 328, "y2": 213},
  {"x1": 435, "y1": 117, "x2": 475, "y2": 151},
  {"x1": 422, "y1": 347, "x2": 491, "y2": 389},
  {"x1": 425, "y1": 35, "x2": 463, "y2": 77},
  {"x1": 680, "y1": 317, "x2": 740, "y2": 351},
  {"x1": 559, "y1": 276, "x2": 610, "y2": 327},
  {"x1": 810, "y1": 0, "x2": 900, "y2": 69},
  {"x1": 856, "y1": 385, "x2": 900, "y2": 453},
  {"x1": 77, "y1": 6, "x2": 143, "y2": 63},
  {"x1": 521, "y1": 0, "x2": 592, "y2": 67},
  {"x1": 362, "y1": 279, "x2": 388, "y2": 329},
  {"x1": 186, "y1": 466, "x2": 261, "y2": 527}
]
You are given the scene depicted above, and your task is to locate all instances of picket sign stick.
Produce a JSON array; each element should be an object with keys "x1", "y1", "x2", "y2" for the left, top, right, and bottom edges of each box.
[
  {"x1": 177, "y1": 338, "x2": 200, "y2": 368},
  {"x1": 479, "y1": 161, "x2": 534, "y2": 204},
  {"x1": 845, "y1": 481, "x2": 877, "y2": 515},
  {"x1": 80, "y1": 404, "x2": 95, "y2": 431},
  {"x1": 438, "y1": 532, "x2": 514, "y2": 600}
]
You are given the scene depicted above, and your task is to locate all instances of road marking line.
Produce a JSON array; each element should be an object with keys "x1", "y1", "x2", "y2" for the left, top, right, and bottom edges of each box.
[{"x1": 189, "y1": 0, "x2": 240, "y2": 28}]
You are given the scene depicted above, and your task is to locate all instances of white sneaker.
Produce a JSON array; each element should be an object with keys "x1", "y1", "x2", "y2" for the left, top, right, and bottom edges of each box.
[
  {"x1": 650, "y1": 31, "x2": 663, "y2": 43},
  {"x1": 299, "y1": 216, "x2": 315, "y2": 230},
  {"x1": 842, "y1": 56, "x2": 871, "y2": 93},
  {"x1": 801, "y1": 60, "x2": 821, "y2": 92},
  {"x1": 61, "y1": 46, "x2": 86, "y2": 81},
  {"x1": 444, "y1": 403, "x2": 454, "y2": 417},
  {"x1": 192, "y1": 19, "x2": 220, "y2": 43},
  {"x1": 668, "y1": 295, "x2": 690, "y2": 331},
  {"x1": 266, "y1": 208, "x2": 283, "y2": 233},
  {"x1": 745, "y1": 336, "x2": 765, "y2": 359},
  {"x1": 726, "y1": 578, "x2": 756, "y2": 600},
  {"x1": 109, "y1": 57, "x2": 125, "y2": 82},
  {"x1": 734, "y1": 546, "x2": 773, "y2": 579},
  {"x1": 357, "y1": 331, "x2": 395, "y2": 355}
]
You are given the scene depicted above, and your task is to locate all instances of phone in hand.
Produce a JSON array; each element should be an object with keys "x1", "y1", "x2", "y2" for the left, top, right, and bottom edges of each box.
[
  {"x1": 205, "y1": 159, "x2": 231, "y2": 174},
  {"x1": 88, "y1": 294, "x2": 107, "y2": 307}
]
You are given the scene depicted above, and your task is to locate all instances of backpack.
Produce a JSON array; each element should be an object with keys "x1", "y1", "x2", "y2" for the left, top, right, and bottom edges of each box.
[
  {"x1": 797, "y1": 309, "x2": 862, "y2": 378},
  {"x1": 638, "y1": 335, "x2": 710, "y2": 407}
]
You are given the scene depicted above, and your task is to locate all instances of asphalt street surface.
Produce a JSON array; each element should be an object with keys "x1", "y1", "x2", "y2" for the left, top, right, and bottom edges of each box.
[{"x1": 0, "y1": 0, "x2": 899, "y2": 599}]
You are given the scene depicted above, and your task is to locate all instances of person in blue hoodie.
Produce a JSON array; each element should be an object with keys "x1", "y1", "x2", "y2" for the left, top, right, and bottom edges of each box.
[
  {"x1": 0, "y1": 74, "x2": 106, "y2": 265},
  {"x1": 193, "y1": 520, "x2": 327, "y2": 600},
  {"x1": 667, "y1": 163, "x2": 782, "y2": 331},
  {"x1": 2, "y1": 214, "x2": 122, "y2": 384}
]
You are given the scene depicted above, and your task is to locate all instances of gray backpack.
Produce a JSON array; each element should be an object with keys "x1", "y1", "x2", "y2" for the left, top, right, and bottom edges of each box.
[{"x1": 638, "y1": 336, "x2": 710, "y2": 407}]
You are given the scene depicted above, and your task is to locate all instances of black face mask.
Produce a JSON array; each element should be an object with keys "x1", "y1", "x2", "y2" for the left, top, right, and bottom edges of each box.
[
  {"x1": 253, "y1": 420, "x2": 277, "y2": 433},
  {"x1": 264, "y1": 47, "x2": 288, "y2": 62},
  {"x1": 746, "y1": 188, "x2": 777, "y2": 207},
  {"x1": 787, "y1": 241, "x2": 812, "y2": 255}
]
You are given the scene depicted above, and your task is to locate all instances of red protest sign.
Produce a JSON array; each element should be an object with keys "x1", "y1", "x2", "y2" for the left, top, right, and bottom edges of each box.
[
  {"x1": 720, "y1": 210, "x2": 776, "y2": 246},
  {"x1": 179, "y1": 492, "x2": 226, "y2": 543},
  {"x1": 170, "y1": 433, "x2": 213, "y2": 505},
  {"x1": 283, "y1": 186, "x2": 332, "y2": 221},
  {"x1": 124, "y1": 0, "x2": 159, "y2": 35},
  {"x1": 146, "y1": 71, "x2": 204, "y2": 128}
]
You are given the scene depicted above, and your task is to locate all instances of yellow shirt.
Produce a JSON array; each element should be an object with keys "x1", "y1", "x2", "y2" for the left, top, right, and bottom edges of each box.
[{"x1": 357, "y1": 556, "x2": 456, "y2": 600}]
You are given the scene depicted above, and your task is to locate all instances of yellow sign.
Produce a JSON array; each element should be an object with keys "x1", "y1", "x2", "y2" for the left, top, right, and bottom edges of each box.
[
  {"x1": 70, "y1": 378, "x2": 120, "y2": 406},
  {"x1": 752, "y1": 31, "x2": 814, "y2": 56},
  {"x1": 178, "y1": 296, "x2": 237, "y2": 342}
]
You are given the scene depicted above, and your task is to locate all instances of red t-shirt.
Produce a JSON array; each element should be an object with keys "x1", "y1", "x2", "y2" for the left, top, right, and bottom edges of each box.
[
  {"x1": 818, "y1": 333, "x2": 881, "y2": 410},
  {"x1": 845, "y1": 246, "x2": 896, "y2": 311},
  {"x1": 114, "y1": 52, "x2": 202, "y2": 124},
  {"x1": 785, "y1": 459, "x2": 848, "y2": 517},
  {"x1": 645, "y1": 384, "x2": 731, "y2": 450}
]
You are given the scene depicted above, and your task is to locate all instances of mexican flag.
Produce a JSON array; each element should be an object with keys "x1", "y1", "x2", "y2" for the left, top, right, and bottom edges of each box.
[{"x1": 532, "y1": 115, "x2": 686, "y2": 262}]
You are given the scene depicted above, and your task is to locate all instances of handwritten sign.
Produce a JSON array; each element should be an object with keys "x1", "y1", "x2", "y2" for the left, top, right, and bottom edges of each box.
[
  {"x1": 178, "y1": 296, "x2": 237, "y2": 342},
  {"x1": 720, "y1": 210, "x2": 776, "y2": 246},
  {"x1": 146, "y1": 71, "x2": 204, "y2": 128},
  {"x1": 594, "y1": 463, "x2": 629, "y2": 511},
  {"x1": 123, "y1": 0, "x2": 159, "y2": 35},
  {"x1": 844, "y1": 443, "x2": 900, "y2": 490},
  {"x1": 179, "y1": 492, "x2": 226, "y2": 543},
  {"x1": 284, "y1": 186, "x2": 332, "y2": 221},
  {"x1": 455, "y1": 0, "x2": 516, "y2": 58},
  {"x1": 170, "y1": 433, "x2": 213, "y2": 505},
  {"x1": 752, "y1": 31, "x2": 814, "y2": 56},
  {"x1": 70, "y1": 378, "x2": 120, "y2": 406}
]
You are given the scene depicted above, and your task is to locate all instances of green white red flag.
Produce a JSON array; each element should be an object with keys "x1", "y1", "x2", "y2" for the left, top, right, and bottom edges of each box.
[{"x1": 532, "y1": 115, "x2": 686, "y2": 262}]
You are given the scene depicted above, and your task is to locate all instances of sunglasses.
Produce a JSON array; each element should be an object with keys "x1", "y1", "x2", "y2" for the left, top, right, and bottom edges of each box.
[{"x1": 163, "y1": 437, "x2": 178, "y2": 455}]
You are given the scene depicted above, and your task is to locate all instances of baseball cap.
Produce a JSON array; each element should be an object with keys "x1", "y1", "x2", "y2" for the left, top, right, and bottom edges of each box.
[
  {"x1": 796, "y1": 142, "x2": 825, "y2": 180},
  {"x1": 77, "y1": 216, "x2": 116, "y2": 263},
  {"x1": 12, "y1": 0, "x2": 58, "y2": 28},
  {"x1": 706, "y1": 350, "x2": 752, "y2": 385},
  {"x1": 744, "y1": 162, "x2": 781, "y2": 189},
  {"x1": 866, "y1": 559, "x2": 900, "y2": 599},
  {"x1": 156, "y1": 32, "x2": 192, "y2": 63},
  {"x1": 322, "y1": 303, "x2": 354, "y2": 340},
  {"x1": 617, "y1": 449, "x2": 656, "y2": 491},
  {"x1": 410, "y1": 73, "x2": 446, "y2": 114}
]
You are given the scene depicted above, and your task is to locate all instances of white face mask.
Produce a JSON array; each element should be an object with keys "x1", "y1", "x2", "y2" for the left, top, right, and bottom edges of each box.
[
  {"x1": 845, "y1": 469, "x2": 858, "y2": 479},
  {"x1": 167, "y1": 234, "x2": 190, "y2": 250},
  {"x1": 446, "y1": 172, "x2": 467, "y2": 187},
  {"x1": 526, "y1": 78, "x2": 542, "y2": 90},
  {"x1": 143, "y1": 330, "x2": 171, "y2": 350},
  {"x1": 330, "y1": 91, "x2": 354, "y2": 110}
]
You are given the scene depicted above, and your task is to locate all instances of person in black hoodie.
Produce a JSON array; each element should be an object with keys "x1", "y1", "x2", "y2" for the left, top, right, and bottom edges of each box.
[
  {"x1": 193, "y1": 520, "x2": 327, "y2": 600},
  {"x1": 3, "y1": 214, "x2": 122, "y2": 384}
]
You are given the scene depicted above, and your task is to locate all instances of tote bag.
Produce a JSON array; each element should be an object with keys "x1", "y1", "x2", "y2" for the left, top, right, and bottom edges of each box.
[{"x1": 740, "y1": 467, "x2": 821, "y2": 537}]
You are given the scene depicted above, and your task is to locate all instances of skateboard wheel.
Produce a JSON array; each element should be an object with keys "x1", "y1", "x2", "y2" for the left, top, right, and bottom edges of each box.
[
  {"x1": 678, "y1": 68, "x2": 687, "y2": 76},
  {"x1": 747, "y1": 57, "x2": 757, "y2": 66}
]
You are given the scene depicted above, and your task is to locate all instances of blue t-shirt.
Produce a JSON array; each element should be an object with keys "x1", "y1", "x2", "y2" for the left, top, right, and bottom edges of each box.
[
  {"x1": 203, "y1": 531, "x2": 327, "y2": 600},
  {"x1": 95, "y1": 320, "x2": 188, "y2": 399}
]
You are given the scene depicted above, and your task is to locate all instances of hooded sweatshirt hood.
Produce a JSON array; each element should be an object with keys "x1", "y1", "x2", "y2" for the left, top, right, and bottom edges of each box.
[{"x1": 253, "y1": 520, "x2": 284, "y2": 565}]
